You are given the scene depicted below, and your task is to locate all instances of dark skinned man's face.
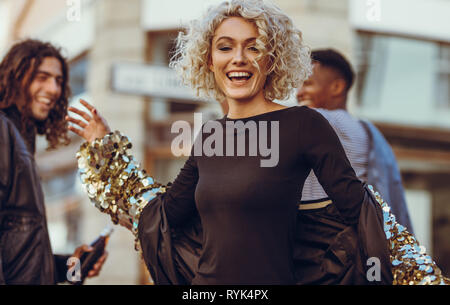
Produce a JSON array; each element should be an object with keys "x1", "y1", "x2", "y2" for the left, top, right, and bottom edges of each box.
[{"x1": 296, "y1": 63, "x2": 338, "y2": 109}]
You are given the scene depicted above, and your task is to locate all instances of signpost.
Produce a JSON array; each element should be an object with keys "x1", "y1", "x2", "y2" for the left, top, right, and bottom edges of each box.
[{"x1": 111, "y1": 62, "x2": 208, "y2": 102}]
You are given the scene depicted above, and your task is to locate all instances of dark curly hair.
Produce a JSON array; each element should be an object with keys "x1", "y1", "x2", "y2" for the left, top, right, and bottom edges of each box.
[
  {"x1": 0, "y1": 39, "x2": 71, "y2": 149},
  {"x1": 311, "y1": 49, "x2": 355, "y2": 92}
]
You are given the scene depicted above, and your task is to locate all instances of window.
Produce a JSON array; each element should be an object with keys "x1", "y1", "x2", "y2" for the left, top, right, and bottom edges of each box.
[
  {"x1": 69, "y1": 55, "x2": 88, "y2": 97},
  {"x1": 354, "y1": 32, "x2": 450, "y2": 126},
  {"x1": 437, "y1": 44, "x2": 450, "y2": 109}
]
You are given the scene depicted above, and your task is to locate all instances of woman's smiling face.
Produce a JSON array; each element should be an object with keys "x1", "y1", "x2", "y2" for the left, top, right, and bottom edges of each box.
[{"x1": 209, "y1": 17, "x2": 270, "y2": 103}]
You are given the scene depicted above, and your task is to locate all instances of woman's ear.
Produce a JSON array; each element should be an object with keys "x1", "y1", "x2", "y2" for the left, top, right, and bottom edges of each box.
[{"x1": 208, "y1": 56, "x2": 214, "y2": 72}]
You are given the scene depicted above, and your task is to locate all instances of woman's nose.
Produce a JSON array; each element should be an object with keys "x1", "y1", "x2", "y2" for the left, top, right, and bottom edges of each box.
[{"x1": 232, "y1": 47, "x2": 247, "y2": 65}]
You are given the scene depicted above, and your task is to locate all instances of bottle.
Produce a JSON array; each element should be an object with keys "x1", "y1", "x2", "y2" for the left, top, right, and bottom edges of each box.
[{"x1": 75, "y1": 226, "x2": 114, "y2": 285}]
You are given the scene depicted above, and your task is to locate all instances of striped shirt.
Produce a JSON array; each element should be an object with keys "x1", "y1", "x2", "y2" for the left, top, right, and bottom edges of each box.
[{"x1": 301, "y1": 109, "x2": 369, "y2": 202}]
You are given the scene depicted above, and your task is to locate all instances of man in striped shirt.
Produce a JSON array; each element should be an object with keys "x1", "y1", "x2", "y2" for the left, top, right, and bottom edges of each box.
[{"x1": 296, "y1": 49, "x2": 413, "y2": 231}]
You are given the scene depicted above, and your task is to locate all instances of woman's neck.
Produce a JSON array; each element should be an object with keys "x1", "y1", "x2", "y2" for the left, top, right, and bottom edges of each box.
[{"x1": 226, "y1": 93, "x2": 287, "y2": 119}]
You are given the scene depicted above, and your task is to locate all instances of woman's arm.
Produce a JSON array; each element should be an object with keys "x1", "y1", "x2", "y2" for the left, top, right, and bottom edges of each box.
[
  {"x1": 76, "y1": 131, "x2": 167, "y2": 234},
  {"x1": 68, "y1": 100, "x2": 199, "y2": 249},
  {"x1": 299, "y1": 108, "x2": 365, "y2": 224},
  {"x1": 298, "y1": 108, "x2": 449, "y2": 285}
]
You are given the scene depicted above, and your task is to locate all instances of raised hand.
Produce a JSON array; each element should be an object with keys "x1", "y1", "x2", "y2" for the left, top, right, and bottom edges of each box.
[{"x1": 66, "y1": 99, "x2": 111, "y2": 142}]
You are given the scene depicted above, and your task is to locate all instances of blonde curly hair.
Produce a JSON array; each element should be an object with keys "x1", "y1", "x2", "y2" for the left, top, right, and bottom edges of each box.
[{"x1": 170, "y1": 0, "x2": 312, "y2": 102}]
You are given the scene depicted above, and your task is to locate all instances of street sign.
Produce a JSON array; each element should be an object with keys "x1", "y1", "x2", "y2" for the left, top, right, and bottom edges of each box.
[{"x1": 111, "y1": 62, "x2": 208, "y2": 102}]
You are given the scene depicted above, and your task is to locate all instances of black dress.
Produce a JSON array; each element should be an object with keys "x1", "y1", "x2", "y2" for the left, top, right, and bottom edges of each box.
[{"x1": 139, "y1": 106, "x2": 366, "y2": 285}]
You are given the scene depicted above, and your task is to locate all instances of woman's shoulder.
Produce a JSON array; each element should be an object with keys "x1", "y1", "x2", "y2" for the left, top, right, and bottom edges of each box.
[
  {"x1": 280, "y1": 105, "x2": 318, "y2": 114},
  {"x1": 284, "y1": 106, "x2": 337, "y2": 140},
  {"x1": 282, "y1": 105, "x2": 326, "y2": 122}
]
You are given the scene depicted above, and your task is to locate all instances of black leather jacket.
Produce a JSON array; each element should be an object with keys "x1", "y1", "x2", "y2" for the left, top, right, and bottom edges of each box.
[{"x1": 0, "y1": 108, "x2": 67, "y2": 284}]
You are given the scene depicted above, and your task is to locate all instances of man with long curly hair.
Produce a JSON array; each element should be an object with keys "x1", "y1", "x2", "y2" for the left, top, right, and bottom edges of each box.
[{"x1": 0, "y1": 39, "x2": 107, "y2": 284}]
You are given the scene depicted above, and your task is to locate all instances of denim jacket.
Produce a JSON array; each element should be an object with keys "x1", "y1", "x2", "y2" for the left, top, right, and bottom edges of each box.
[{"x1": 359, "y1": 119, "x2": 414, "y2": 234}]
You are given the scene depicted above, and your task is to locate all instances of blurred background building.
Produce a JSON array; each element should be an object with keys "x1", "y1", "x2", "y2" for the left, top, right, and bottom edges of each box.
[{"x1": 0, "y1": 0, "x2": 448, "y2": 284}]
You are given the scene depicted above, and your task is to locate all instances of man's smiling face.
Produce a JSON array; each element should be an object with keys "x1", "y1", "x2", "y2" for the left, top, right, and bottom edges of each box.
[{"x1": 28, "y1": 56, "x2": 63, "y2": 121}]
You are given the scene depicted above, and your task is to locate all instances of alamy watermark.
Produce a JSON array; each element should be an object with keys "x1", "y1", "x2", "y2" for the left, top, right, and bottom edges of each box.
[
  {"x1": 66, "y1": 0, "x2": 81, "y2": 22},
  {"x1": 66, "y1": 256, "x2": 81, "y2": 282},
  {"x1": 366, "y1": 0, "x2": 381, "y2": 22},
  {"x1": 367, "y1": 257, "x2": 381, "y2": 282},
  {"x1": 171, "y1": 113, "x2": 279, "y2": 167}
]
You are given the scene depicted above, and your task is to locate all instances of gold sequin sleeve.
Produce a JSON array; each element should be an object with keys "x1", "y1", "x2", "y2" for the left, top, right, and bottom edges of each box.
[
  {"x1": 368, "y1": 185, "x2": 449, "y2": 285},
  {"x1": 76, "y1": 131, "x2": 167, "y2": 249}
]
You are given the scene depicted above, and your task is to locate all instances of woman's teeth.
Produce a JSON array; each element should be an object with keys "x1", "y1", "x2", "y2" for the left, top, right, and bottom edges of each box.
[{"x1": 227, "y1": 72, "x2": 252, "y2": 81}]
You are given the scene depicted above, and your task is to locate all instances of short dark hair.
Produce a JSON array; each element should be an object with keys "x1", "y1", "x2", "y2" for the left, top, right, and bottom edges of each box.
[
  {"x1": 0, "y1": 39, "x2": 71, "y2": 149},
  {"x1": 311, "y1": 49, "x2": 355, "y2": 91}
]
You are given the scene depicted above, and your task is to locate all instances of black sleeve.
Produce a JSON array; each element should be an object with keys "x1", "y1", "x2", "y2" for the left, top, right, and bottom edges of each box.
[
  {"x1": 137, "y1": 154, "x2": 200, "y2": 284},
  {"x1": 299, "y1": 108, "x2": 365, "y2": 224},
  {"x1": 162, "y1": 154, "x2": 199, "y2": 228}
]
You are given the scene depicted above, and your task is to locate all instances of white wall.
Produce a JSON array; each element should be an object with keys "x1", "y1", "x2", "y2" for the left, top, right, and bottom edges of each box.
[
  {"x1": 32, "y1": 0, "x2": 95, "y2": 60},
  {"x1": 350, "y1": 0, "x2": 450, "y2": 43},
  {"x1": 142, "y1": 0, "x2": 224, "y2": 30},
  {"x1": 0, "y1": 0, "x2": 11, "y2": 56}
]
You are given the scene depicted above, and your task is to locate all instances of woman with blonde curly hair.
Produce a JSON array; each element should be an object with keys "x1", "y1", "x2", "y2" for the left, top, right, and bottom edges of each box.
[
  {"x1": 170, "y1": 0, "x2": 311, "y2": 104},
  {"x1": 67, "y1": 0, "x2": 448, "y2": 285}
]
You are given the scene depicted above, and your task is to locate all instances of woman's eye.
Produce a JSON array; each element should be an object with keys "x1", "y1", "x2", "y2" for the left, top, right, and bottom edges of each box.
[
  {"x1": 248, "y1": 46, "x2": 259, "y2": 52},
  {"x1": 218, "y1": 46, "x2": 232, "y2": 51}
]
